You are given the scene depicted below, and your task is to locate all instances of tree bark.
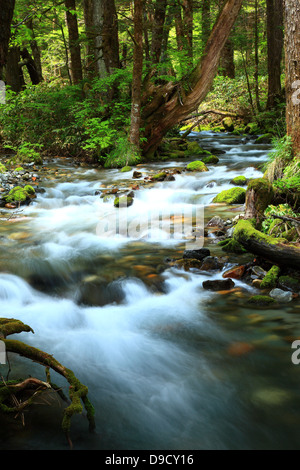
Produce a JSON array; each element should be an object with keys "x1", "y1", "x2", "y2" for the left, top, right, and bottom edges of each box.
[
  {"x1": 201, "y1": 0, "x2": 211, "y2": 49},
  {"x1": 283, "y1": 0, "x2": 300, "y2": 156},
  {"x1": 129, "y1": 0, "x2": 144, "y2": 149},
  {"x1": 266, "y1": 0, "x2": 283, "y2": 109},
  {"x1": 141, "y1": 0, "x2": 244, "y2": 157},
  {"x1": 6, "y1": 46, "x2": 25, "y2": 92},
  {"x1": 65, "y1": 0, "x2": 83, "y2": 84},
  {"x1": 220, "y1": 37, "x2": 235, "y2": 78},
  {"x1": 0, "y1": 0, "x2": 16, "y2": 81},
  {"x1": 151, "y1": 0, "x2": 168, "y2": 64}
]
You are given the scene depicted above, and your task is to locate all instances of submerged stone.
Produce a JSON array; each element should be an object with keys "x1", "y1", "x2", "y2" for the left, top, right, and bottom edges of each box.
[
  {"x1": 202, "y1": 278, "x2": 235, "y2": 291},
  {"x1": 269, "y1": 288, "x2": 293, "y2": 303}
]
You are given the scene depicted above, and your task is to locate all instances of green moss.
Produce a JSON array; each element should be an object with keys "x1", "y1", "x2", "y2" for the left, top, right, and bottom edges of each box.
[
  {"x1": 185, "y1": 141, "x2": 210, "y2": 156},
  {"x1": 233, "y1": 219, "x2": 287, "y2": 246},
  {"x1": 245, "y1": 122, "x2": 260, "y2": 135},
  {"x1": 260, "y1": 265, "x2": 280, "y2": 289},
  {"x1": 246, "y1": 178, "x2": 275, "y2": 216},
  {"x1": 0, "y1": 163, "x2": 7, "y2": 173},
  {"x1": 248, "y1": 295, "x2": 276, "y2": 306},
  {"x1": 14, "y1": 166, "x2": 24, "y2": 172},
  {"x1": 255, "y1": 133, "x2": 272, "y2": 144},
  {"x1": 5, "y1": 185, "x2": 35, "y2": 204},
  {"x1": 278, "y1": 276, "x2": 300, "y2": 292},
  {"x1": 201, "y1": 155, "x2": 219, "y2": 165},
  {"x1": 5, "y1": 186, "x2": 27, "y2": 203},
  {"x1": 152, "y1": 171, "x2": 167, "y2": 180},
  {"x1": 114, "y1": 195, "x2": 134, "y2": 208},
  {"x1": 218, "y1": 238, "x2": 247, "y2": 254},
  {"x1": 24, "y1": 185, "x2": 35, "y2": 195},
  {"x1": 213, "y1": 187, "x2": 246, "y2": 204},
  {"x1": 222, "y1": 117, "x2": 234, "y2": 131},
  {"x1": 231, "y1": 176, "x2": 247, "y2": 186},
  {"x1": 186, "y1": 161, "x2": 209, "y2": 172},
  {"x1": 120, "y1": 166, "x2": 132, "y2": 172}
]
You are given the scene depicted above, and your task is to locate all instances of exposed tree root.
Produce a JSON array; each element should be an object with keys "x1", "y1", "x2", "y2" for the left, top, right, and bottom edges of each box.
[{"x1": 0, "y1": 317, "x2": 95, "y2": 448}]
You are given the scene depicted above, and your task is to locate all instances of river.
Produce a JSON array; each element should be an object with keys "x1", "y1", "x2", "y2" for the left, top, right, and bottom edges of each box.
[{"x1": 0, "y1": 131, "x2": 300, "y2": 450}]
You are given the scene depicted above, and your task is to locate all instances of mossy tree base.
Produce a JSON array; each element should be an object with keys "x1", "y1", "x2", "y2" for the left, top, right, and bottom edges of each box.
[{"x1": 0, "y1": 318, "x2": 95, "y2": 448}]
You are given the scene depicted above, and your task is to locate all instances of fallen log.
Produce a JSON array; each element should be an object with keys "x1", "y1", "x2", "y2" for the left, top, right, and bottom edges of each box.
[{"x1": 233, "y1": 219, "x2": 300, "y2": 270}]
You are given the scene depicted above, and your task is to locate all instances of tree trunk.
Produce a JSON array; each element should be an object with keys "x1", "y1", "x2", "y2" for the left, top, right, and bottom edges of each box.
[
  {"x1": 266, "y1": 0, "x2": 283, "y2": 109},
  {"x1": 6, "y1": 46, "x2": 25, "y2": 92},
  {"x1": 129, "y1": 0, "x2": 144, "y2": 149},
  {"x1": 141, "y1": 0, "x2": 244, "y2": 157},
  {"x1": 201, "y1": 0, "x2": 211, "y2": 49},
  {"x1": 83, "y1": 0, "x2": 95, "y2": 77},
  {"x1": 182, "y1": 0, "x2": 193, "y2": 63},
  {"x1": 283, "y1": 0, "x2": 300, "y2": 156},
  {"x1": 0, "y1": 0, "x2": 16, "y2": 81},
  {"x1": 65, "y1": 0, "x2": 83, "y2": 84},
  {"x1": 151, "y1": 0, "x2": 168, "y2": 64},
  {"x1": 220, "y1": 37, "x2": 235, "y2": 78},
  {"x1": 20, "y1": 47, "x2": 42, "y2": 85},
  {"x1": 27, "y1": 19, "x2": 43, "y2": 83},
  {"x1": 102, "y1": 0, "x2": 120, "y2": 74}
]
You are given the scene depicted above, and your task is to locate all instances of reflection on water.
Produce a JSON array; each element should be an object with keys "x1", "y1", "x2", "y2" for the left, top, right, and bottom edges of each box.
[{"x1": 0, "y1": 131, "x2": 300, "y2": 450}]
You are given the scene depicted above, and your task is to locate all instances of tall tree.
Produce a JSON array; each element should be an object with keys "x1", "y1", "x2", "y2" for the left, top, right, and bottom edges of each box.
[
  {"x1": 65, "y1": 0, "x2": 83, "y2": 84},
  {"x1": 284, "y1": 0, "x2": 300, "y2": 156},
  {"x1": 129, "y1": 0, "x2": 144, "y2": 150},
  {"x1": 0, "y1": 0, "x2": 16, "y2": 81},
  {"x1": 266, "y1": 0, "x2": 283, "y2": 109},
  {"x1": 151, "y1": 0, "x2": 168, "y2": 64}
]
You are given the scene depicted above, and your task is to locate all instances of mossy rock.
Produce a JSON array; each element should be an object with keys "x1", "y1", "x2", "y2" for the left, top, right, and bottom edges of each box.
[
  {"x1": 278, "y1": 276, "x2": 300, "y2": 292},
  {"x1": 5, "y1": 186, "x2": 28, "y2": 204},
  {"x1": 213, "y1": 187, "x2": 246, "y2": 204},
  {"x1": 120, "y1": 166, "x2": 132, "y2": 173},
  {"x1": 231, "y1": 176, "x2": 247, "y2": 186},
  {"x1": 222, "y1": 117, "x2": 234, "y2": 132},
  {"x1": 24, "y1": 185, "x2": 35, "y2": 195},
  {"x1": 114, "y1": 195, "x2": 134, "y2": 208},
  {"x1": 201, "y1": 155, "x2": 219, "y2": 165},
  {"x1": 152, "y1": 171, "x2": 167, "y2": 181},
  {"x1": 186, "y1": 161, "x2": 209, "y2": 172},
  {"x1": 14, "y1": 166, "x2": 24, "y2": 172},
  {"x1": 255, "y1": 133, "x2": 273, "y2": 144},
  {"x1": 248, "y1": 295, "x2": 276, "y2": 306},
  {"x1": 0, "y1": 163, "x2": 7, "y2": 174},
  {"x1": 245, "y1": 122, "x2": 260, "y2": 135},
  {"x1": 260, "y1": 265, "x2": 280, "y2": 289},
  {"x1": 185, "y1": 141, "x2": 210, "y2": 156}
]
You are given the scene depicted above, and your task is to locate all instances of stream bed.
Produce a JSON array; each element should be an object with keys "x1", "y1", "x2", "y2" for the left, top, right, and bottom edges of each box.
[{"x1": 0, "y1": 131, "x2": 300, "y2": 450}]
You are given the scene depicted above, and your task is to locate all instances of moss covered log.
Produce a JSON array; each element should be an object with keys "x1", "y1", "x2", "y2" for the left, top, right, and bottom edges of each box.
[{"x1": 233, "y1": 219, "x2": 300, "y2": 269}]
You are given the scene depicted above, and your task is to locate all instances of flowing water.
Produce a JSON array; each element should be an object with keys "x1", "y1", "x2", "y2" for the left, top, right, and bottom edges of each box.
[{"x1": 0, "y1": 131, "x2": 300, "y2": 450}]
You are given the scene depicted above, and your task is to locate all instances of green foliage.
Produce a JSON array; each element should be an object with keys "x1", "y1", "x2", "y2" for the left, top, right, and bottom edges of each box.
[
  {"x1": 262, "y1": 204, "x2": 300, "y2": 240},
  {"x1": 264, "y1": 136, "x2": 294, "y2": 182},
  {"x1": 104, "y1": 138, "x2": 140, "y2": 169}
]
